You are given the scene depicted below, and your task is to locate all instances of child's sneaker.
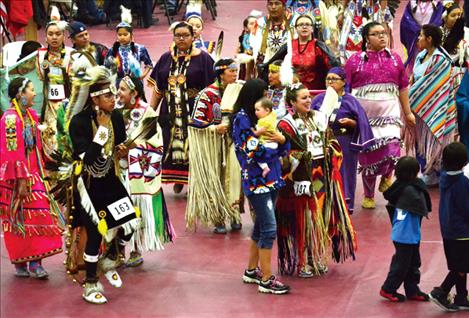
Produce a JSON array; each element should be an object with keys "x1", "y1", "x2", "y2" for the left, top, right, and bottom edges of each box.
[
  {"x1": 258, "y1": 275, "x2": 290, "y2": 294},
  {"x1": 407, "y1": 291, "x2": 429, "y2": 301},
  {"x1": 242, "y1": 267, "x2": 262, "y2": 284},
  {"x1": 379, "y1": 288, "x2": 405, "y2": 302},
  {"x1": 454, "y1": 294, "x2": 469, "y2": 311},
  {"x1": 429, "y1": 287, "x2": 459, "y2": 312},
  {"x1": 298, "y1": 265, "x2": 314, "y2": 278}
]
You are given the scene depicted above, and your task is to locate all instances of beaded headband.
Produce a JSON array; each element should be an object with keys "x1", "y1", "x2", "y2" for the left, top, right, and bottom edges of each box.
[
  {"x1": 269, "y1": 64, "x2": 281, "y2": 72},
  {"x1": 122, "y1": 76, "x2": 136, "y2": 91},
  {"x1": 214, "y1": 62, "x2": 238, "y2": 72},
  {"x1": 90, "y1": 86, "x2": 116, "y2": 97}
]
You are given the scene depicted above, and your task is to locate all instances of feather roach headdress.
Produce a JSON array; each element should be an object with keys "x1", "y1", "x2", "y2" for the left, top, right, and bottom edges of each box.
[{"x1": 66, "y1": 66, "x2": 116, "y2": 129}]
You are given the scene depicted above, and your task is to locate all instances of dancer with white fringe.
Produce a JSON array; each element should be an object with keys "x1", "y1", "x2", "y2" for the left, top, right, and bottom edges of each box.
[
  {"x1": 116, "y1": 75, "x2": 175, "y2": 267},
  {"x1": 186, "y1": 58, "x2": 242, "y2": 234}
]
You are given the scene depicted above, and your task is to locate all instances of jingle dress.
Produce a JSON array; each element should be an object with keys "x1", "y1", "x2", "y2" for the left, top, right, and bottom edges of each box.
[
  {"x1": 69, "y1": 107, "x2": 139, "y2": 243},
  {"x1": 147, "y1": 49, "x2": 215, "y2": 184},
  {"x1": 0, "y1": 106, "x2": 63, "y2": 264}
]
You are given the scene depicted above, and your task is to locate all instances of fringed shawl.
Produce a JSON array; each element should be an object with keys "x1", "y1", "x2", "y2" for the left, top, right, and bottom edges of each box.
[{"x1": 410, "y1": 49, "x2": 456, "y2": 143}]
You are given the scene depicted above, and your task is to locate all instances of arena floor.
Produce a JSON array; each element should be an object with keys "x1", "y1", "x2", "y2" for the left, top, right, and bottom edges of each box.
[{"x1": 0, "y1": 1, "x2": 466, "y2": 317}]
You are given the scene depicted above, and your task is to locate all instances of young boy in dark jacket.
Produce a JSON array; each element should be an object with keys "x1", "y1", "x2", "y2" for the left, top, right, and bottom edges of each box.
[
  {"x1": 429, "y1": 142, "x2": 469, "y2": 312},
  {"x1": 380, "y1": 156, "x2": 432, "y2": 302}
]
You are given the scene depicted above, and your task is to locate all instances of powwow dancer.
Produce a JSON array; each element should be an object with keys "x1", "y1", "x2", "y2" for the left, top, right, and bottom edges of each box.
[
  {"x1": 117, "y1": 75, "x2": 175, "y2": 267},
  {"x1": 186, "y1": 59, "x2": 242, "y2": 234},
  {"x1": 0, "y1": 77, "x2": 64, "y2": 279},
  {"x1": 105, "y1": 6, "x2": 153, "y2": 86},
  {"x1": 311, "y1": 67, "x2": 374, "y2": 214},
  {"x1": 37, "y1": 6, "x2": 74, "y2": 160},
  {"x1": 277, "y1": 83, "x2": 357, "y2": 277},
  {"x1": 345, "y1": 22, "x2": 416, "y2": 209},
  {"x1": 148, "y1": 22, "x2": 215, "y2": 193},
  {"x1": 64, "y1": 66, "x2": 140, "y2": 304}
]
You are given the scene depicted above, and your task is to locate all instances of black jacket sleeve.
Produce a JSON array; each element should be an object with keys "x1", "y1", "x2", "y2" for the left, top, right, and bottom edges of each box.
[{"x1": 69, "y1": 110, "x2": 105, "y2": 165}]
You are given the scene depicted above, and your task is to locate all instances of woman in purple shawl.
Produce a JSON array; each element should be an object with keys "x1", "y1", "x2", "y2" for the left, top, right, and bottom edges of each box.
[
  {"x1": 400, "y1": 0, "x2": 444, "y2": 73},
  {"x1": 148, "y1": 22, "x2": 215, "y2": 193},
  {"x1": 311, "y1": 67, "x2": 374, "y2": 213}
]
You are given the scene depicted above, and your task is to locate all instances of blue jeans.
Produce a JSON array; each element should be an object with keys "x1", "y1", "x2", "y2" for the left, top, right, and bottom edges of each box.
[{"x1": 248, "y1": 190, "x2": 278, "y2": 249}]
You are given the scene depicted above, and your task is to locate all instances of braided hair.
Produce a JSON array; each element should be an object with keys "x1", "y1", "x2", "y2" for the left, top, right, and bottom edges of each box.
[{"x1": 361, "y1": 21, "x2": 383, "y2": 52}]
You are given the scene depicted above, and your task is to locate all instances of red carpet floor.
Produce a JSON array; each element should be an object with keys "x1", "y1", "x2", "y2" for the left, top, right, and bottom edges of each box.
[{"x1": 1, "y1": 1, "x2": 467, "y2": 317}]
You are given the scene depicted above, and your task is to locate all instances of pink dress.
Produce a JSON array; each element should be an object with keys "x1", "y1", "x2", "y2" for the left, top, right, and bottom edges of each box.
[
  {"x1": 0, "y1": 107, "x2": 63, "y2": 264},
  {"x1": 345, "y1": 49, "x2": 409, "y2": 198}
]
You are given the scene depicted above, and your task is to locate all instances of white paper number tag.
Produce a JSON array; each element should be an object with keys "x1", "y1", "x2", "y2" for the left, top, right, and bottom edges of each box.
[
  {"x1": 107, "y1": 197, "x2": 135, "y2": 221},
  {"x1": 294, "y1": 181, "x2": 311, "y2": 197},
  {"x1": 48, "y1": 84, "x2": 65, "y2": 100}
]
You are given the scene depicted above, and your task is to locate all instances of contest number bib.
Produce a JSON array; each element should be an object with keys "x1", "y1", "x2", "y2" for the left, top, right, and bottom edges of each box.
[
  {"x1": 294, "y1": 181, "x2": 311, "y2": 197},
  {"x1": 48, "y1": 84, "x2": 65, "y2": 100},
  {"x1": 107, "y1": 197, "x2": 136, "y2": 221}
]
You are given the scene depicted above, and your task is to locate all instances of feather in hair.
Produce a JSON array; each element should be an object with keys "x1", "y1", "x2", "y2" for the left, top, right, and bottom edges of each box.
[
  {"x1": 120, "y1": 5, "x2": 132, "y2": 25},
  {"x1": 48, "y1": 6, "x2": 68, "y2": 30},
  {"x1": 50, "y1": 5, "x2": 60, "y2": 22}
]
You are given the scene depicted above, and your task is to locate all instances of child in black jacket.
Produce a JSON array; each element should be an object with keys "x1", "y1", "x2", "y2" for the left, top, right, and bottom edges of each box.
[{"x1": 380, "y1": 156, "x2": 432, "y2": 302}]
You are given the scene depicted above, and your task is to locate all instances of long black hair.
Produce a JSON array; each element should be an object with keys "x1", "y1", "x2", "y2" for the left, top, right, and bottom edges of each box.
[
  {"x1": 421, "y1": 24, "x2": 443, "y2": 48},
  {"x1": 128, "y1": 76, "x2": 147, "y2": 103},
  {"x1": 443, "y1": 17, "x2": 465, "y2": 54},
  {"x1": 231, "y1": 78, "x2": 267, "y2": 128},
  {"x1": 361, "y1": 21, "x2": 383, "y2": 51}
]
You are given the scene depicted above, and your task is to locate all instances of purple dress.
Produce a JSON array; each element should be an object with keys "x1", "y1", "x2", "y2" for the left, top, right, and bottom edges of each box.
[
  {"x1": 311, "y1": 93, "x2": 375, "y2": 213},
  {"x1": 400, "y1": 1, "x2": 443, "y2": 74},
  {"x1": 148, "y1": 50, "x2": 215, "y2": 184}
]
